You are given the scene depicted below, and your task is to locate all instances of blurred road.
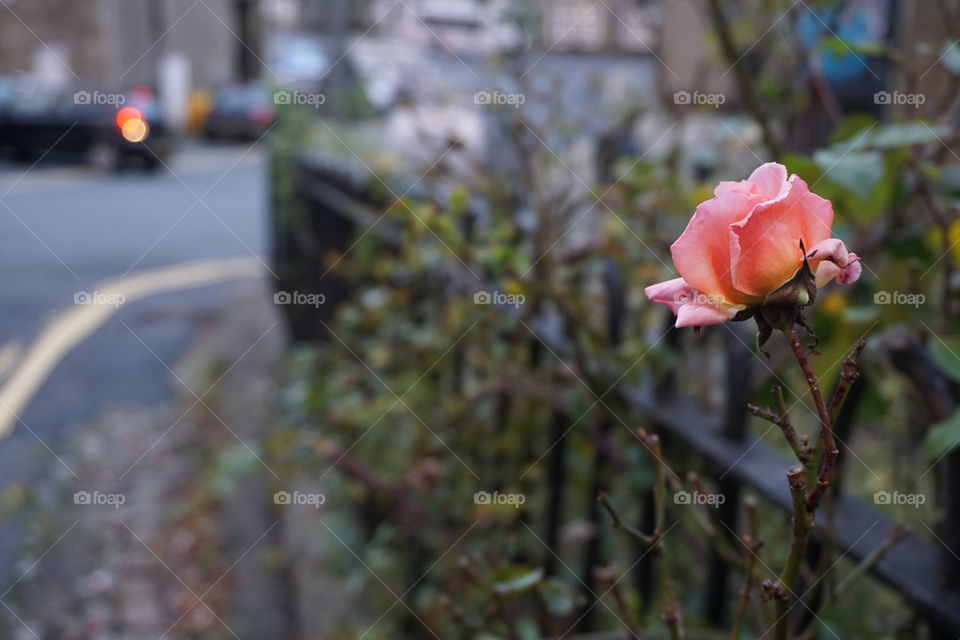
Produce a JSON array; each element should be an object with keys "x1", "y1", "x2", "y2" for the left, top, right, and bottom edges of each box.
[{"x1": 0, "y1": 142, "x2": 272, "y2": 582}]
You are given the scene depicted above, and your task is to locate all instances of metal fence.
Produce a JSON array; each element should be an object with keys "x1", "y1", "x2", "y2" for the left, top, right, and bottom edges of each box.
[{"x1": 272, "y1": 152, "x2": 960, "y2": 637}]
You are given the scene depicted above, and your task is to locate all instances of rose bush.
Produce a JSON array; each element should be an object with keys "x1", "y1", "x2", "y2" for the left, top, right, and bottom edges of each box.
[{"x1": 645, "y1": 162, "x2": 861, "y2": 328}]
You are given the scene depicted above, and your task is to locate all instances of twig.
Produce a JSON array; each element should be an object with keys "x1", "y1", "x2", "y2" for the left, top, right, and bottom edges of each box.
[
  {"x1": 599, "y1": 491, "x2": 656, "y2": 546},
  {"x1": 638, "y1": 429, "x2": 684, "y2": 640},
  {"x1": 747, "y1": 385, "x2": 809, "y2": 464},
  {"x1": 772, "y1": 464, "x2": 812, "y2": 640},
  {"x1": 704, "y1": 0, "x2": 784, "y2": 159},
  {"x1": 731, "y1": 496, "x2": 762, "y2": 640},
  {"x1": 783, "y1": 328, "x2": 837, "y2": 512},
  {"x1": 826, "y1": 339, "x2": 866, "y2": 423},
  {"x1": 595, "y1": 565, "x2": 642, "y2": 639},
  {"x1": 797, "y1": 526, "x2": 911, "y2": 640}
]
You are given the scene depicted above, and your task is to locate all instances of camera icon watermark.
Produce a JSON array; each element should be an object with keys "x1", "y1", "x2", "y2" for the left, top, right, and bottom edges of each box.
[
  {"x1": 473, "y1": 490, "x2": 526, "y2": 508},
  {"x1": 473, "y1": 290, "x2": 525, "y2": 308},
  {"x1": 74, "y1": 290, "x2": 125, "y2": 308},
  {"x1": 473, "y1": 91, "x2": 526, "y2": 108},
  {"x1": 874, "y1": 490, "x2": 925, "y2": 508},
  {"x1": 273, "y1": 490, "x2": 326, "y2": 508},
  {"x1": 273, "y1": 90, "x2": 326, "y2": 108},
  {"x1": 274, "y1": 290, "x2": 326, "y2": 308},
  {"x1": 874, "y1": 91, "x2": 925, "y2": 108},
  {"x1": 74, "y1": 90, "x2": 126, "y2": 106},
  {"x1": 74, "y1": 490, "x2": 126, "y2": 508},
  {"x1": 874, "y1": 291, "x2": 925, "y2": 308},
  {"x1": 673, "y1": 90, "x2": 726, "y2": 108},
  {"x1": 674, "y1": 490, "x2": 725, "y2": 508}
]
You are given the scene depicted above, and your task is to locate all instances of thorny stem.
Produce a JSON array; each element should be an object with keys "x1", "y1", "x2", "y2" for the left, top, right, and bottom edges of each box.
[
  {"x1": 783, "y1": 328, "x2": 837, "y2": 512},
  {"x1": 731, "y1": 497, "x2": 761, "y2": 640}
]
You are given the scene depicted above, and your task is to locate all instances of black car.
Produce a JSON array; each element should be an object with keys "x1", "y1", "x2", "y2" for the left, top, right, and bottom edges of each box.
[
  {"x1": 203, "y1": 83, "x2": 275, "y2": 141},
  {"x1": 0, "y1": 83, "x2": 173, "y2": 171}
]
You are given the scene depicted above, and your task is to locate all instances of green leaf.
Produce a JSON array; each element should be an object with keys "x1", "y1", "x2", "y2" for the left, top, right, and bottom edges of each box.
[
  {"x1": 868, "y1": 122, "x2": 945, "y2": 149},
  {"x1": 538, "y1": 578, "x2": 581, "y2": 616},
  {"x1": 813, "y1": 149, "x2": 884, "y2": 198},
  {"x1": 490, "y1": 565, "x2": 544, "y2": 597},
  {"x1": 923, "y1": 409, "x2": 960, "y2": 460},
  {"x1": 929, "y1": 337, "x2": 960, "y2": 384}
]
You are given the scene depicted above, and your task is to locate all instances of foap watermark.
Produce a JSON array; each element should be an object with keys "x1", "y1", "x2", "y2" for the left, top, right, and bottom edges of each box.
[
  {"x1": 474, "y1": 490, "x2": 526, "y2": 508},
  {"x1": 874, "y1": 291, "x2": 925, "y2": 308},
  {"x1": 474, "y1": 90, "x2": 525, "y2": 108},
  {"x1": 674, "y1": 90, "x2": 726, "y2": 108},
  {"x1": 474, "y1": 290, "x2": 525, "y2": 308},
  {"x1": 274, "y1": 291, "x2": 326, "y2": 308},
  {"x1": 874, "y1": 91, "x2": 925, "y2": 109},
  {"x1": 74, "y1": 90, "x2": 125, "y2": 106},
  {"x1": 74, "y1": 290, "x2": 125, "y2": 308},
  {"x1": 274, "y1": 90, "x2": 326, "y2": 108},
  {"x1": 674, "y1": 490, "x2": 725, "y2": 508},
  {"x1": 74, "y1": 490, "x2": 126, "y2": 508},
  {"x1": 675, "y1": 291, "x2": 725, "y2": 307},
  {"x1": 874, "y1": 490, "x2": 925, "y2": 508},
  {"x1": 274, "y1": 490, "x2": 326, "y2": 508}
]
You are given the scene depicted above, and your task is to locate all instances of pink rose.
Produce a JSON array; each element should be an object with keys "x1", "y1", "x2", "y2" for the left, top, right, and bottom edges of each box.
[{"x1": 645, "y1": 163, "x2": 861, "y2": 328}]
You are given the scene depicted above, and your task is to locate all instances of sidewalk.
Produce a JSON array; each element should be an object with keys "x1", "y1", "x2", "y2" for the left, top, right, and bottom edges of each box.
[{"x1": 2, "y1": 278, "x2": 295, "y2": 639}]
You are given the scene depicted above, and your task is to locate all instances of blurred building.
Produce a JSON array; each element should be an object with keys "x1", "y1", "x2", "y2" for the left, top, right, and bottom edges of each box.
[{"x1": 0, "y1": 0, "x2": 255, "y2": 88}]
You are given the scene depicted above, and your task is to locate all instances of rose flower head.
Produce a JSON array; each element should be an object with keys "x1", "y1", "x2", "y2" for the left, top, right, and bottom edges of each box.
[{"x1": 645, "y1": 163, "x2": 860, "y2": 338}]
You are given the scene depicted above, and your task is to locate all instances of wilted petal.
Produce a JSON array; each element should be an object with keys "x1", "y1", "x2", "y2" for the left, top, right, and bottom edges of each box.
[{"x1": 809, "y1": 239, "x2": 861, "y2": 287}]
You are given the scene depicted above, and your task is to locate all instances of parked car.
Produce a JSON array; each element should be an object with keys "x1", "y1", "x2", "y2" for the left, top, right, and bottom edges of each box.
[
  {"x1": 0, "y1": 82, "x2": 172, "y2": 171},
  {"x1": 203, "y1": 83, "x2": 275, "y2": 141}
]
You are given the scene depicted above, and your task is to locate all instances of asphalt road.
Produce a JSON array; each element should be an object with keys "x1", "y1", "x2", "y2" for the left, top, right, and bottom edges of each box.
[{"x1": 0, "y1": 142, "x2": 272, "y2": 587}]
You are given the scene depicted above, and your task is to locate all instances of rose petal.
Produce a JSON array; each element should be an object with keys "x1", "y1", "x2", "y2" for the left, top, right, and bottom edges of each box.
[
  {"x1": 645, "y1": 277, "x2": 744, "y2": 328},
  {"x1": 671, "y1": 192, "x2": 764, "y2": 305},
  {"x1": 644, "y1": 277, "x2": 689, "y2": 313},
  {"x1": 729, "y1": 175, "x2": 834, "y2": 297},
  {"x1": 675, "y1": 300, "x2": 739, "y2": 328},
  {"x1": 746, "y1": 162, "x2": 788, "y2": 200},
  {"x1": 810, "y1": 239, "x2": 861, "y2": 287}
]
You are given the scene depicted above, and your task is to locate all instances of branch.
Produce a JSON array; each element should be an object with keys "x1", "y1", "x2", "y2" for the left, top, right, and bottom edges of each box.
[
  {"x1": 797, "y1": 526, "x2": 911, "y2": 640},
  {"x1": 826, "y1": 339, "x2": 866, "y2": 423},
  {"x1": 731, "y1": 496, "x2": 762, "y2": 640},
  {"x1": 747, "y1": 384, "x2": 810, "y2": 464},
  {"x1": 598, "y1": 491, "x2": 656, "y2": 546},
  {"x1": 771, "y1": 464, "x2": 813, "y2": 640},
  {"x1": 704, "y1": 0, "x2": 784, "y2": 159},
  {"x1": 783, "y1": 328, "x2": 837, "y2": 512},
  {"x1": 637, "y1": 429, "x2": 684, "y2": 640}
]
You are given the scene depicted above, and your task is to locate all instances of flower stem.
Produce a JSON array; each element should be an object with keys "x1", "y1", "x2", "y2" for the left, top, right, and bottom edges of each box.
[{"x1": 782, "y1": 327, "x2": 837, "y2": 511}]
